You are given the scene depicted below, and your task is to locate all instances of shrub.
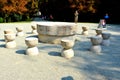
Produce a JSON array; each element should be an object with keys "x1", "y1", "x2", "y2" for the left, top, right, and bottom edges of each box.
[{"x1": 0, "y1": 17, "x2": 3, "y2": 23}]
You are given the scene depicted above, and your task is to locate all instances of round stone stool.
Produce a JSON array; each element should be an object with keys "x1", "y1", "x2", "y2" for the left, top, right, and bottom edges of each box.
[
  {"x1": 81, "y1": 26, "x2": 88, "y2": 35},
  {"x1": 82, "y1": 26, "x2": 88, "y2": 31},
  {"x1": 101, "y1": 40, "x2": 110, "y2": 46},
  {"x1": 31, "y1": 26, "x2": 38, "y2": 34},
  {"x1": 90, "y1": 36, "x2": 102, "y2": 45},
  {"x1": 16, "y1": 27, "x2": 24, "y2": 36},
  {"x1": 4, "y1": 34, "x2": 16, "y2": 48},
  {"x1": 25, "y1": 37, "x2": 39, "y2": 56},
  {"x1": 90, "y1": 45, "x2": 101, "y2": 53},
  {"x1": 4, "y1": 29, "x2": 14, "y2": 34},
  {"x1": 90, "y1": 36, "x2": 102, "y2": 53},
  {"x1": 61, "y1": 38, "x2": 75, "y2": 59},
  {"x1": 95, "y1": 29, "x2": 102, "y2": 37},
  {"x1": 61, "y1": 48, "x2": 74, "y2": 59},
  {"x1": 61, "y1": 39, "x2": 75, "y2": 49},
  {"x1": 6, "y1": 40, "x2": 16, "y2": 49},
  {"x1": 31, "y1": 26, "x2": 36, "y2": 30},
  {"x1": 101, "y1": 32, "x2": 111, "y2": 46},
  {"x1": 102, "y1": 32, "x2": 111, "y2": 40},
  {"x1": 4, "y1": 34, "x2": 16, "y2": 41}
]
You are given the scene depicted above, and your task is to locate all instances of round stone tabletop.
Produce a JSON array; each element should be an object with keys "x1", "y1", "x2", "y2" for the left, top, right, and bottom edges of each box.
[
  {"x1": 36, "y1": 22, "x2": 77, "y2": 44},
  {"x1": 37, "y1": 22, "x2": 77, "y2": 36}
]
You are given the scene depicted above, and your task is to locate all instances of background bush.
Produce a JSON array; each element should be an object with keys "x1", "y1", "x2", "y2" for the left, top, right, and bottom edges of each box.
[{"x1": 0, "y1": 17, "x2": 3, "y2": 23}]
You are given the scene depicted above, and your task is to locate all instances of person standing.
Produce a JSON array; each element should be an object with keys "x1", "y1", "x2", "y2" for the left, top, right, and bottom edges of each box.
[
  {"x1": 98, "y1": 19, "x2": 106, "y2": 29},
  {"x1": 104, "y1": 13, "x2": 109, "y2": 23},
  {"x1": 74, "y1": 10, "x2": 79, "y2": 23}
]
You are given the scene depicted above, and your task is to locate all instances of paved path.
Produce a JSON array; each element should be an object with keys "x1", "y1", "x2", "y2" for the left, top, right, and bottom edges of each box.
[{"x1": 0, "y1": 22, "x2": 120, "y2": 80}]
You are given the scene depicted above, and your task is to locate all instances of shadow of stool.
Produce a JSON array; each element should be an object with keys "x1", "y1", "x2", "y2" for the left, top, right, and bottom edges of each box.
[{"x1": 61, "y1": 76, "x2": 74, "y2": 80}]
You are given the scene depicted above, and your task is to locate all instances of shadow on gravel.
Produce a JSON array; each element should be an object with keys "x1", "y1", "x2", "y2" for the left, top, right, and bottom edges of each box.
[
  {"x1": 26, "y1": 35, "x2": 38, "y2": 38},
  {"x1": 61, "y1": 76, "x2": 74, "y2": 80},
  {"x1": 107, "y1": 24, "x2": 120, "y2": 32},
  {"x1": 16, "y1": 49, "x2": 26, "y2": 55},
  {"x1": 0, "y1": 39, "x2": 5, "y2": 42},
  {"x1": 48, "y1": 51, "x2": 61, "y2": 56},
  {"x1": 26, "y1": 32, "x2": 32, "y2": 34},
  {"x1": 0, "y1": 44, "x2": 5, "y2": 48},
  {"x1": 73, "y1": 40, "x2": 91, "y2": 52},
  {"x1": 57, "y1": 38, "x2": 120, "y2": 80}
]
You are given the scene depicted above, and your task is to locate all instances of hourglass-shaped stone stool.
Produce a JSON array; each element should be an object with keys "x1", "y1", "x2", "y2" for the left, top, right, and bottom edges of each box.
[
  {"x1": 81, "y1": 26, "x2": 88, "y2": 35},
  {"x1": 4, "y1": 34, "x2": 16, "y2": 48},
  {"x1": 16, "y1": 27, "x2": 24, "y2": 36},
  {"x1": 101, "y1": 32, "x2": 111, "y2": 46},
  {"x1": 4, "y1": 29, "x2": 15, "y2": 42},
  {"x1": 95, "y1": 29, "x2": 102, "y2": 37},
  {"x1": 31, "y1": 26, "x2": 38, "y2": 34},
  {"x1": 61, "y1": 39, "x2": 75, "y2": 59},
  {"x1": 25, "y1": 37, "x2": 39, "y2": 56},
  {"x1": 90, "y1": 36, "x2": 102, "y2": 53}
]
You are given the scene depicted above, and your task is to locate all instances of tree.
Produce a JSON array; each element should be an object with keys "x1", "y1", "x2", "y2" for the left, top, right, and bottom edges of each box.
[
  {"x1": 0, "y1": 0, "x2": 28, "y2": 22},
  {"x1": 41, "y1": 0, "x2": 100, "y2": 22},
  {"x1": 67, "y1": 0, "x2": 100, "y2": 13},
  {"x1": 0, "y1": 0, "x2": 39, "y2": 22},
  {"x1": 66, "y1": 0, "x2": 101, "y2": 22},
  {"x1": 26, "y1": 0, "x2": 39, "y2": 18}
]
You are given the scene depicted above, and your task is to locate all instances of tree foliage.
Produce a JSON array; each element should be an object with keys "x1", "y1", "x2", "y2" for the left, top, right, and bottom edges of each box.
[
  {"x1": 67, "y1": 0, "x2": 100, "y2": 13},
  {"x1": 0, "y1": 0, "x2": 38, "y2": 22},
  {"x1": 27, "y1": 0, "x2": 38, "y2": 14},
  {"x1": 0, "y1": 0, "x2": 28, "y2": 14},
  {"x1": 0, "y1": 0, "x2": 101, "y2": 22},
  {"x1": 55, "y1": 0, "x2": 100, "y2": 13},
  {"x1": 39, "y1": 0, "x2": 100, "y2": 22}
]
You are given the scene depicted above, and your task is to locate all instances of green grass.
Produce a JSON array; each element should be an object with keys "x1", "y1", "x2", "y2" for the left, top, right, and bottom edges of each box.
[{"x1": 0, "y1": 21, "x2": 32, "y2": 24}]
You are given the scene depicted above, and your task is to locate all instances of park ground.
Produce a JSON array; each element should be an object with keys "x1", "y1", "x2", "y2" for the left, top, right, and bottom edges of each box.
[{"x1": 0, "y1": 22, "x2": 120, "y2": 80}]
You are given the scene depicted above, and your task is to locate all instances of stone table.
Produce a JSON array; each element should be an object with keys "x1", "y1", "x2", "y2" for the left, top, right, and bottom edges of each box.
[{"x1": 37, "y1": 22, "x2": 77, "y2": 44}]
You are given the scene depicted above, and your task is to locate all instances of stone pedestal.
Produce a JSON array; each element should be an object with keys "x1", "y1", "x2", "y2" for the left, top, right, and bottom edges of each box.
[
  {"x1": 26, "y1": 47, "x2": 39, "y2": 56},
  {"x1": 61, "y1": 49, "x2": 74, "y2": 59},
  {"x1": 31, "y1": 26, "x2": 38, "y2": 34},
  {"x1": 61, "y1": 38, "x2": 75, "y2": 59},
  {"x1": 90, "y1": 45, "x2": 101, "y2": 53},
  {"x1": 37, "y1": 22, "x2": 77, "y2": 44},
  {"x1": 6, "y1": 40, "x2": 16, "y2": 48},
  {"x1": 81, "y1": 26, "x2": 88, "y2": 35},
  {"x1": 4, "y1": 34, "x2": 16, "y2": 48},
  {"x1": 25, "y1": 37, "x2": 39, "y2": 56},
  {"x1": 101, "y1": 40, "x2": 110, "y2": 46},
  {"x1": 101, "y1": 32, "x2": 111, "y2": 46},
  {"x1": 16, "y1": 27, "x2": 24, "y2": 36},
  {"x1": 90, "y1": 36, "x2": 102, "y2": 53}
]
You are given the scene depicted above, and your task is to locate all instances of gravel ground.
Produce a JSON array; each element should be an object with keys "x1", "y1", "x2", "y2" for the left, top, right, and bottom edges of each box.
[{"x1": 0, "y1": 22, "x2": 120, "y2": 80}]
